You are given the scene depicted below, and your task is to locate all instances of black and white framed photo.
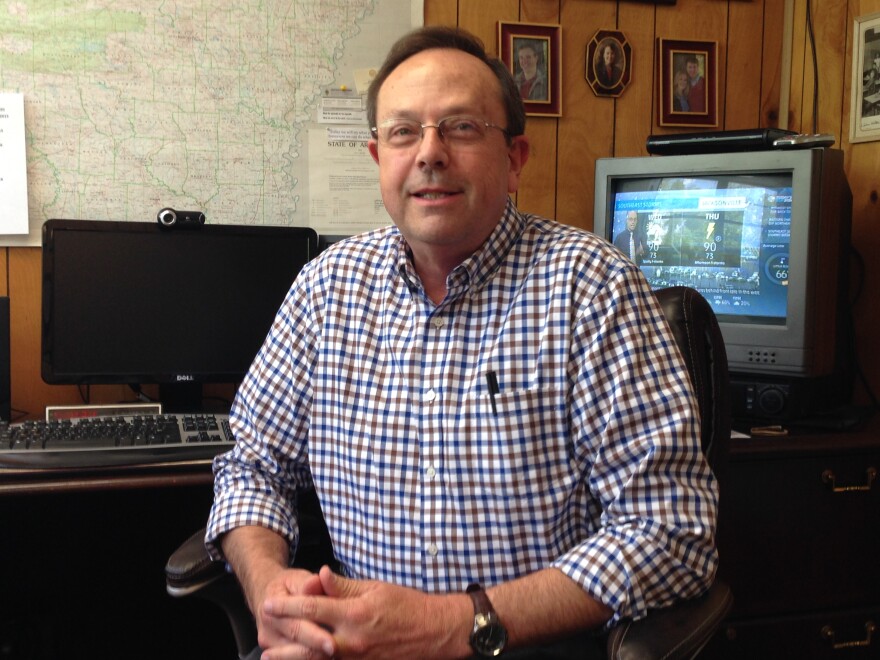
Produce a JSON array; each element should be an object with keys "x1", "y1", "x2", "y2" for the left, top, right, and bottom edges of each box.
[{"x1": 850, "y1": 12, "x2": 880, "y2": 143}]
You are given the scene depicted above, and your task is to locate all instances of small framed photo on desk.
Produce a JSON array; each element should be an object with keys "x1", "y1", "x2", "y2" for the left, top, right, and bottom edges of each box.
[{"x1": 850, "y1": 12, "x2": 880, "y2": 143}]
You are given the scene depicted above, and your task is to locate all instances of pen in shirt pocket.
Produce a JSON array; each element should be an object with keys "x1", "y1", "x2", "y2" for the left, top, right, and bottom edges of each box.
[{"x1": 485, "y1": 370, "x2": 500, "y2": 416}]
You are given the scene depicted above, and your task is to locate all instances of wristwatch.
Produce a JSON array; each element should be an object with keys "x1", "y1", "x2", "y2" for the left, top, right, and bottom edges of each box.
[{"x1": 466, "y1": 583, "x2": 508, "y2": 657}]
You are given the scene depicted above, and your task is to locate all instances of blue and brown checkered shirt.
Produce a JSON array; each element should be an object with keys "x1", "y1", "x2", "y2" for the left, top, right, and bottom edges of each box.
[{"x1": 206, "y1": 199, "x2": 718, "y2": 625}]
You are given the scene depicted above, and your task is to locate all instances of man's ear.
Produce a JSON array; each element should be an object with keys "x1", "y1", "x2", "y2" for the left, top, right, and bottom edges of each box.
[
  {"x1": 368, "y1": 139, "x2": 380, "y2": 165},
  {"x1": 507, "y1": 136, "x2": 530, "y2": 194}
]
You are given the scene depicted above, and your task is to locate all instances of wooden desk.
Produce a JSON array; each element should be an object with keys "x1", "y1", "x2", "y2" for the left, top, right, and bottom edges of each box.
[
  {"x1": 0, "y1": 460, "x2": 233, "y2": 659},
  {"x1": 0, "y1": 459, "x2": 214, "y2": 495}
]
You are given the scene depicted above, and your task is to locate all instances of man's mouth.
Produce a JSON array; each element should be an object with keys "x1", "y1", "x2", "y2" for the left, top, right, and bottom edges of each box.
[{"x1": 414, "y1": 191, "x2": 455, "y2": 200}]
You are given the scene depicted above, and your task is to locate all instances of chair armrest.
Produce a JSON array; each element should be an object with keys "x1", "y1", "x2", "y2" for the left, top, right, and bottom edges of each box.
[
  {"x1": 606, "y1": 581, "x2": 733, "y2": 660},
  {"x1": 165, "y1": 526, "x2": 258, "y2": 658},
  {"x1": 165, "y1": 526, "x2": 225, "y2": 596}
]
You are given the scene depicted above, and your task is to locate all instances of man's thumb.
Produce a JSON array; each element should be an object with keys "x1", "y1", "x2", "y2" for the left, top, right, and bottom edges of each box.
[{"x1": 319, "y1": 565, "x2": 355, "y2": 597}]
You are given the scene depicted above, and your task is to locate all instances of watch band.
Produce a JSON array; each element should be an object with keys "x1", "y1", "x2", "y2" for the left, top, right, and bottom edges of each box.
[{"x1": 467, "y1": 583, "x2": 494, "y2": 615}]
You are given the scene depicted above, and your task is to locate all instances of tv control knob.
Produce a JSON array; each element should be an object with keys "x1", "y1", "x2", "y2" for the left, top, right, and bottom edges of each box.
[{"x1": 756, "y1": 385, "x2": 787, "y2": 416}]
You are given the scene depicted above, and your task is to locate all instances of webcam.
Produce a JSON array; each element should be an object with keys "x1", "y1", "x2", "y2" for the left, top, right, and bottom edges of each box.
[{"x1": 157, "y1": 207, "x2": 205, "y2": 229}]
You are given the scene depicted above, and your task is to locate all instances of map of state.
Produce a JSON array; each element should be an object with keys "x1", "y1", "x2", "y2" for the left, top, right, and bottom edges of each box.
[{"x1": 0, "y1": 0, "x2": 418, "y2": 245}]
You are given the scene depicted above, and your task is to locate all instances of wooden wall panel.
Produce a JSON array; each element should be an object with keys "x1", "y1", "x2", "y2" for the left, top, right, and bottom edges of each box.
[
  {"x1": 423, "y1": 0, "x2": 457, "y2": 26},
  {"x1": 760, "y1": 1, "x2": 785, "y2": 127},
  {"x1": 458, "y1": 0, "x2": 518, "y2": 54},
  {"x1": 555, "y1": 0, "x2": 617, "y2": 230},
  {"x1": 520, "y1": 0, "x2": 558, "y2": 24},
  {"x1": 726, "y1": 0, "x2": 768, "y2": 129},
  {"x1": 788, "y1": 0, "x2": 809, "y2": 130},
  {"x1": 616, "y1": 1, "x2": 658, "y2": 157}
]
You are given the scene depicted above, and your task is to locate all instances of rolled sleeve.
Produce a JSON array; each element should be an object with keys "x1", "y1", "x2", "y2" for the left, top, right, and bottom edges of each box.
[{"x1": 556, "y1": 266, "x2": 719, "y2": 625}]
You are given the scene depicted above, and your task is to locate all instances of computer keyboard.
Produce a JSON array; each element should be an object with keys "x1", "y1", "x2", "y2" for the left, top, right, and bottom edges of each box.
[{"x1": 0, "y1": 413, "x2": 234, "y2": 469}]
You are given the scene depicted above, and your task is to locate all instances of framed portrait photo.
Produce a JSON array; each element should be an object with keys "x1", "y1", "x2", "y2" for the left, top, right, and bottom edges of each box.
[
  {"x1": 586, "y1": 30, "x2": 632, "y2": 98},
  {"x1": 657, "y1": 38, "x2": 718, "y2": 128},
  {"x1": 498, "y1": 21, "x2": 562, "y2": 117},
  {"x1": 850, "y1": 12, "x2": 880, "y2": 143}
]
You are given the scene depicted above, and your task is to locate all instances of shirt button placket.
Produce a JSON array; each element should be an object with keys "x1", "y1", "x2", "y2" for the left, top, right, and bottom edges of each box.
[{"x1": 421, "y1": 308, "x2": 451, "y2": 584}]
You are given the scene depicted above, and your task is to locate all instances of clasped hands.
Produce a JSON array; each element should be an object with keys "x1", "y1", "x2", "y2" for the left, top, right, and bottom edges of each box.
[{"x1": 255, "y1": 565, "x2": 468, "y2": 660}]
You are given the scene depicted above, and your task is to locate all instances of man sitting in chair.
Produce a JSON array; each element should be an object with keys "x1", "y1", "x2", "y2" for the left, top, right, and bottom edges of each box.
[{"x1": 206, "y1": 26, "x2": 718, "y2": 660}]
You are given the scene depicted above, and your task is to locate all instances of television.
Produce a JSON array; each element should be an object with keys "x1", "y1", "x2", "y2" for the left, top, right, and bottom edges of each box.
[
  {"x1": 42, "y1": 219, "x2": 318, "y2": 411},
  {"x1": 594, "y1": 148, "x2": 853, "y2": 422}
]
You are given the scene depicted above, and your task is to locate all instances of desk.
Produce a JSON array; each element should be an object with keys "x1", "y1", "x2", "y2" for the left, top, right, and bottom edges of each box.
[
  {"x1": 0, "y1": 459, "x2": 214, "y2": 495},
  {"x1": 707, "y1": 418, "x2": 880, "y2": 657},
  {"x1": 0, "y1": 460, "x2": 233, "y2": 659}
]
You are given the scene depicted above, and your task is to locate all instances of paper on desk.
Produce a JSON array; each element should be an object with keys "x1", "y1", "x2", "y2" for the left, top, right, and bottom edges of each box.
[{"x1": 0, "y1": 92, "x2": 29, "y2": 235}]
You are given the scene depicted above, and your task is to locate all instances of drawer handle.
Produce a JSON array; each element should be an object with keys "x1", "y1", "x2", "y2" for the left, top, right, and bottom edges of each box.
[
  {"x1": 821, "y1": 620, "x2": 875, "y2": 649},
  {"x1": 821, "y1": 467, "x2": 877, "y2": 492}
]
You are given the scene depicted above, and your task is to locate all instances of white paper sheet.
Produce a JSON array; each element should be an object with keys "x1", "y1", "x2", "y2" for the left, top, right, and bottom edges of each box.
[{"x1": 0, "y1": 92, "x2": 29, "y2": 235}]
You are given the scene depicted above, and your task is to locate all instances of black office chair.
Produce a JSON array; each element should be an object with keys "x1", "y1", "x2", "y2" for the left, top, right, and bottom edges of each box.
[{"x1": 166, "y1": 286, "x2": 732, "y2": 660}]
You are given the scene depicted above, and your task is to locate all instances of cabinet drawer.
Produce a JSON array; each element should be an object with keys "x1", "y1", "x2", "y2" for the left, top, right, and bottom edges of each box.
[
  {"x1": 705, "y1": 608, "x2": 879, "y2": 659},
  {"x1": 717, "y1": 448, "x2": 879, "y2": 617}
]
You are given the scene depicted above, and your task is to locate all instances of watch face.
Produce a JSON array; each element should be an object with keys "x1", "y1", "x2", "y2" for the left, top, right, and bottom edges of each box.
[{"x1": 472, "y1": 621, "x2": 508, "y2": 657}]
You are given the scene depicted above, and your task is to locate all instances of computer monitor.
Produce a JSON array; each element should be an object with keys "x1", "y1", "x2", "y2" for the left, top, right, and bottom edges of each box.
[
  {"x1": 42, "y1": 219, "x2": 318, "y2": 411},
  {"x1": 594, "y1": 148, "x2": 853, "y2": 421}
]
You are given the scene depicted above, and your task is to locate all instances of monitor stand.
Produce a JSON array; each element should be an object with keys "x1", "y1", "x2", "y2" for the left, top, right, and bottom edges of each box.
[{"x1": 159, "y1": 382, "x2": 204, "y2": 413}]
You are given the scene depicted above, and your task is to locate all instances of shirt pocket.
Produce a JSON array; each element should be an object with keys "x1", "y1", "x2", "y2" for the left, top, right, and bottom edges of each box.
[{"x1": 446, "y1": 386, "x2": 575, "y2": 500}]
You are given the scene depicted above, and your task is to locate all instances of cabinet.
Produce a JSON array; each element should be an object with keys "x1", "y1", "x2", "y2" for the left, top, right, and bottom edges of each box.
[
  {"x1": 706, "y1": 419, "x2": 879, "y2": 657},
  {"x1": 0, "y1": 465, "x2": 233, "y2": 659}
]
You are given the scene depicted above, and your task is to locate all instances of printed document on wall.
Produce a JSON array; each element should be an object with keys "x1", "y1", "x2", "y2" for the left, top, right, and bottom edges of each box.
[
  {"x1": 308, "y1": 127, "x2": 391, "y2": 234},
  {"x1": 0, "y1": 93, "x2": 28, "y2": 235}
]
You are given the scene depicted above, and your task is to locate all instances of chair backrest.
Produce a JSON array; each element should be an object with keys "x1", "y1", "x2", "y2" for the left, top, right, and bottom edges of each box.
[{"x1": 653, "y1": 286, "x2": 731, "y2": 478}]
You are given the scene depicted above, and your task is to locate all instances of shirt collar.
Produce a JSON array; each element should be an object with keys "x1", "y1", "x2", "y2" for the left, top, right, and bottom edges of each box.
[{"x1": 389, "y1": 198, "x2": 527, "y2": 301}]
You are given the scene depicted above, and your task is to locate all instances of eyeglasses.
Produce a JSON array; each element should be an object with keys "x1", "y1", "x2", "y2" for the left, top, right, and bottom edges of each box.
[{"x1": 371, "y1": 115, "x2": 510, "y2": 148}]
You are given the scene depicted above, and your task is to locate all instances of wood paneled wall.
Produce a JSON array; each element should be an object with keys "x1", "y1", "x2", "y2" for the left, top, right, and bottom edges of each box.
[{"x1": 4, "y1": 0, "x2": 880, "y2": 419}]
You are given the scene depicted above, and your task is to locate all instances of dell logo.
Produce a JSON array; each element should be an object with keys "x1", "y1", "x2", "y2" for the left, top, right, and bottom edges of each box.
[{"x1": 175, "y1": 374, "x2": 195, "y2": 382}]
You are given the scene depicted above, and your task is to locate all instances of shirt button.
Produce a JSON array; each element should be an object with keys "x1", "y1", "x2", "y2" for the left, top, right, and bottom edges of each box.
[
  {"x1": 432, "y1": 317, "x2": 445, "y2": 329},
  {"x1": 423, "y1": 389, "x2": 436, "y2": 402},
  {"x1": 427, "y1": 543, "x2": 439, "y2": 556},
  {"x1": 426, "y1": 465, "x2": 437, "y2": 480}
]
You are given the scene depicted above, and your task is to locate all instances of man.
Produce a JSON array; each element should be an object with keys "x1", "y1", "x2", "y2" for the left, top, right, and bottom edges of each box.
[
  {"x1": 613, "y1": 210, "x2": 646, "y2": 263},
  {"x1": 207, "y1": 26, "x2": 717, "y2": 660},
  {"x1": 595, "y1": 42, "x2": 622, "y2": 88},
  {"x1": 685, "y1": 54, "x2": 706, "y2": 112},
  {"x1": 514, "y1": 40, "x2": 547, "y2": 101}
]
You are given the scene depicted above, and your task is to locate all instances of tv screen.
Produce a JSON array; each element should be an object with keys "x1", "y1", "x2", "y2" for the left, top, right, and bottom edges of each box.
[
  {"x1": 607, "y1": 172, "x2": 792, "y2": 328},
  {"x1": 42, "y1": 219, "x2": 318, "y2": 410}
]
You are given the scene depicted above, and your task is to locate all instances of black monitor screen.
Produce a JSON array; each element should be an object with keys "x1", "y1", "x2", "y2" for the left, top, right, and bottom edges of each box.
[
  {"x1": 608, "y1": 173, "x2": 792, "y2": 325},
  {"x1": 42, "y1": 219, "x2": 318, "y2": 408}
]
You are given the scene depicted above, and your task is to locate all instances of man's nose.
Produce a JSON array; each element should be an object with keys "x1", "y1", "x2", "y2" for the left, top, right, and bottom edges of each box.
[{"x1": 416, "y1": 125, "x2": 449, "y2": 168}]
